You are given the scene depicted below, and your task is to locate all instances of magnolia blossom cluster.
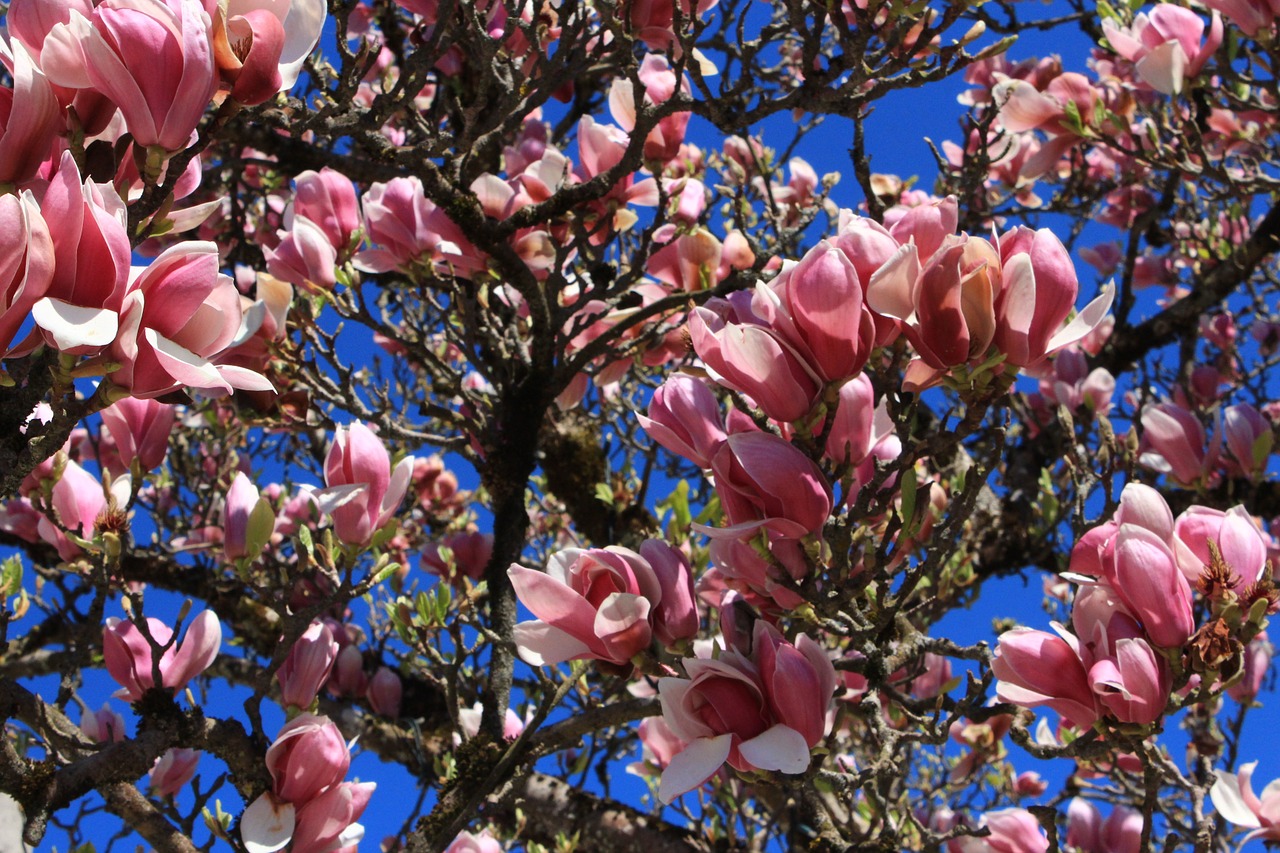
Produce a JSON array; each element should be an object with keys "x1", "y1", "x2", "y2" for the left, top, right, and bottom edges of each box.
[
  {"x1": 0, "y1": 153, "x2": 271, "y2": 398},
  {"x1": 242, "y1": 714, "x2": 374, "y2": 853},
  {"x1": 994, "y1": 484, "x2": 1272, "y2": 728}
]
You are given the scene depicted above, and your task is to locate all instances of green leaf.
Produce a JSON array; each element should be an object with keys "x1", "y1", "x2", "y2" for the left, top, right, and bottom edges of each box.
[{"x1": 594, "y1": 483, "x2": 615, "y2": 506}]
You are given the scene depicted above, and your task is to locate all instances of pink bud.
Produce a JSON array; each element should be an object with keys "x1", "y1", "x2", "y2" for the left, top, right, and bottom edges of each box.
[
  {"x1": 99, "y1": 398, "x2": 176, "y2": 475},
  {"x1": 329, "y1": 645, "x2": 368, "y2": 698},
  {"x1": 80, "y1": 704, "x2": 126, "y2": 743},
  {"x1": 637, "y1": 375, "x2": 727, "y2": 469},
  {"x1": 1224, "y1": 403, "x2": 1273, "y2": 478},
  {"x1": 1228, "y1": 632, "x2": 1272, "y2": 704},
  {"x1": 639, "y1": 538, "x2": 699, "y2": 648},
  {"x1": 366, "y1": 667, "x2": 402, "y2": 718},
  {"x1": 265, "y1": 713, "x2": 350, "y2": 804},
  {"x1": 223, "y1": 472, "x2": 276, "y2": 562},
  {"x1": 293, "y1": 168, "x2": 361, "y2": 252},
  {"x1": 823, "y1": 374, "x2": 876, "y2": 466},
  {"x1": 277, "y1": 621, "x2": 339, "y2": 709},
  {"x1": 149, "y1": 748, "x2": 200, "y2": 798},
  {"x1": 423, "y1": 531, "x2": 494, "y2": 583},
  {"x1": 993, "y1": 627, "x2": 1099, "y2": 729}
]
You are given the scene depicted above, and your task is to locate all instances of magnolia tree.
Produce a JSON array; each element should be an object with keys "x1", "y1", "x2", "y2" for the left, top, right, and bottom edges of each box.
[{"x1": 0, "y1": 0, "x2": 1279, "y2": 849}]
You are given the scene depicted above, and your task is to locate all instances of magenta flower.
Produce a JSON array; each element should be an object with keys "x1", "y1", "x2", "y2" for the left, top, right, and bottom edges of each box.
[
  {"x1": 320, "y1": 422, "x2": 414, "y2": 547},
  {"x1": 688, "y1": 305, "x2": 822, "y2": 423},
  {"x1": 277, "y1": 621, "x2": 339, "y2": 710},
  {"x1": 992, "y1": 626, "x2": 1099, "y2": 729},
  {"x1": 656, "y1": 622, "x2": 835, "y2": 802},
  {"x1": 265, "y1": 713, "x2": 350, "y2": 804},
  {"x1": 708, "y1": 432, "x2": 832, "y2": 539},
  {"x1": 510, "y1": 540, "x2": 697, "y2": 667},
  {"x1": 103, "y1": 610, "x2": 222, "y2": 701},
  {"x1": 99, "y1": 398, "x2": 176, "y2": 475},
  {"x1": 755, "y1": 241, "x2": 877, "y2": 383},
  {"x1": 110, "y1": 241, "x2": 272, "y2": 398},
  {"x1": 222, "y1": 472, "x2": 277, "y2": 562},
  {"x1": 366, "y1": 666, "x2": 402, "y2": 718},
  {"x1": 993, "y1": 226, "x2": 1113, "y2": 369},
  {"x1": 78, "y1": 0, "x2": 219, "y2": 152},
  {"x1": 30, "y1": 152, "x2": 131, "y2": 355},
  {"x1": 636, "y1": 374, "x2": 727, "y2": 469}
]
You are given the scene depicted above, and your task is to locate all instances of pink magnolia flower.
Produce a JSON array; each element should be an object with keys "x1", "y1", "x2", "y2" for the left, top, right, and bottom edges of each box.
[
  {"x1": 656, "y1": 622, "x2": 835, "y2": 802},
  {"x1": 76, "y1": 0, "x2": 219, "y2": 152},
  {"x1": 265, "y1": 713, "x2": 350, "y2": 804},
  {"x1": 636, "y1": 374, "x2": 727, "y2": 469},
  {"x1": 1211, "y1": 761, "x2": 1280, "y2": 844},
  {"x1": 422, "y1": 530, "x2": 494, "y2": 583},
  {"x1": 1139, "y1": 402, "x2": 1220, "y2": 486},
  {"x1": 277, "y1": 620, "x2": 339, "y2": 709},
  {"x1": 509, "y1": 539, "x2": 697, "y2": 667},
  {"x1": 993, "y1": 226, "x2": 1113, "y2": 369},
  {"x1": 688, "y1": 304, "x2": 822, "y2": 422},
  {"x1": 952, "y1": 808, "x2": 1048, "y2": 853},
  {"x1": 109, "y1": 241, "x2": 273, "y2": 398},
  {"x1": 265, "y1": 216, "x2": 339, "y2": 292},
  {"x1": 754, "y1": 241, "x2": 877, "y2": 383},
  {"x1": 99, "y1": 398, "x2": 176, "y2": 475},
  {"x1": 357, "y1": 176, "x2": 479, "y2": 276},
  {"x1": 608, "y1": 53, "x2": 691, "y2": 164},
  {"x1": 292, "y1": 168, "x2": 361, "y2": 253},
  {"x1": 0, "y1": 189, "x2": 54, "y2": 357},
  {"x1": 30, "y1": 152, "x2": 131, "y2": 355},
  {"x1": 992, "y1": 626, "x2": 1099, "y2": 729},
  {"x1": 149, "y1": 748, "x2": 200, "y2": 797},
  {"x1": 210, "y1": 2, "x2": 284, "y2": 104},
  {"x1": 36, "y1": 459, "x2": 106, "y2": 560},
  {"x1": 1172, "y1": 505, "x2": 1268, "y2": 589},
  {"x1": 0, "y1": 39, "x2": 63, "y2": 185},
  {"x1": 320, "y1": 422, "x2": 414, "y2": 547},
  {"x1": 1223, "y1": 403, "x2": 1273, "y2": 478},
  {"x1": 1102, "y1": 5, "x2": 1222, "y2": 95},
  {"x1": 1203, "y1": 0, "x2": 1280, "y2": 35},
  {"x1": 708, "y1": 431, "x2": 832, "y2": 539},
  {"x1": 103, "y1": 610, "x2": 222, "y2": 701},
  {"x1": 867, "y1": 231, "x2": 1000, "y2": 379}
]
